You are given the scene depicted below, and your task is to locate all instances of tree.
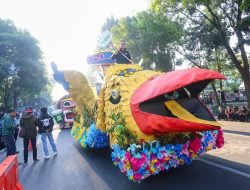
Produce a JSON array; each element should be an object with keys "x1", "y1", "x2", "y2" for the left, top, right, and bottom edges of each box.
[
  {"x1": 101, "y1": 16, "x2": 118, "y2": 33},
  {"x1": 0, "y1": 19, "x2": 51, "y2": 111},
  {"x1": 111, "y1": 11, "x2": 183, "y2": 71},
  {"x1": 151, "y1": 0, "x2": 250, "y2": 108}
]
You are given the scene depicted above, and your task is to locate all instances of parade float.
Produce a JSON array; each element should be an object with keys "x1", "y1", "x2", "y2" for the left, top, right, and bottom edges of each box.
[
  {"x1": 52, "y1": 95, "x2": 76, "y2": 129},
  {"x1": 52, "y1": 63, "x2": 225, "y2": 182}
]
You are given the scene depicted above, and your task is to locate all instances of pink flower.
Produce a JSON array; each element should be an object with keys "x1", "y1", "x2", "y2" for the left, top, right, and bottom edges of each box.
[
  {"x1": 216, "y1": 129, "x2": 224, "y2": 148},
  {"x1": 130, "y1": 155, "x2": 147, "y2": 171},
  {"x1": 134, "y1": 173, "x2": 143, "y2": 180},
  {"x1": 189, "y1": 137, "x2": 201, "y2": 153},
  {"x1": 125, "y1": 152, "x2": 131, "y2": 160}
]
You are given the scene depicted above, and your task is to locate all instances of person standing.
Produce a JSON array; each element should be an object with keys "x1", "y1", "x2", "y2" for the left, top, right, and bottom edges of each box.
[
  {"x1": 220, "y1": 90, "x2": 226, "y2": 106},
  {"x1": 37, "y1": 107, "x2": 58, "y2": 159},
  {"x1": 14, "y1": 112, "x2": 21, "y2": 142},
  {"x1": 20, "y1": 107, "x2": 39, "y2": 166},
  {"x1": 111, "y1": 40, "x2": 132, "y2": 64},
  {"x1": 93, "y1": 64, "x2": 105, "y2": 96},
  {"x1": 1, "y1": 109, "x2": 18, "y2": 156}
]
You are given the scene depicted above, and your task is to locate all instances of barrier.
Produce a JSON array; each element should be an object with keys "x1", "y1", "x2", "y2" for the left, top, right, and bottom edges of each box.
[{"x1": 0, "y1": 155, "x2": 24, "y2": 190}]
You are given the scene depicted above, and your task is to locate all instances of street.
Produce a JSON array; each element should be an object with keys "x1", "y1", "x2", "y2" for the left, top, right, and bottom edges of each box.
[{"x1": 1, "y1": 121, "x2": 249, "y2": 190}]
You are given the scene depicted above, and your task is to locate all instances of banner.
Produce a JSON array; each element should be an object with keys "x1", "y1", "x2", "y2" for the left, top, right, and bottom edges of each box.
[{"x1": 87, "y1": 52, "x2": 115, "y2": 64}]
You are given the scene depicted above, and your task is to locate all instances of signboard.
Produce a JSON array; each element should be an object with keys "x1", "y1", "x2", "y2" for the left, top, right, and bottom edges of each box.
[
  {"x1": 87, "y1": 52, "x2": 115, "y2": 64},
  {"x1": 98, "y1": 30, "x2": 112, "y2": 49}
]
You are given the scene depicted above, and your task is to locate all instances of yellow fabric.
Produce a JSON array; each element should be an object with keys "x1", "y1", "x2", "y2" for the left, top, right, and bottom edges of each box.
[{"x1": 164, "y1": 100, "x2": 221, "y2": 127}]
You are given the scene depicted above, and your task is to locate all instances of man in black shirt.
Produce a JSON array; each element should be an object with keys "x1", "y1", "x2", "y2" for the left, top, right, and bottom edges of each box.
[{"x1": 111, "y1": 40, "x2": 132, "y2": 64}]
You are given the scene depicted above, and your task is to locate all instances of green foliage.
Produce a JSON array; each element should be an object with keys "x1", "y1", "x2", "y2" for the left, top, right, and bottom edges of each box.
[
  {"x1": 111, "y1": 11, "x2": 183, "y2": 71},
  {"x1": 98, "y1": 11, "x2": 183, "y2": 71},
  {"x1": 0, "y1": 19, "x2": 51, "y2": 110},
  {"x1": 101, "y1": 16, "x2": 118, "y2": 33},
  {"x1": 150, "y1": 0, "x2": 250, "y2": 107},
  {"x1": 105, "y1": 112, "x2": 137, "y2": 148},
  {"x1": 82, "y1": 104, "x2": 94, "y2": 128}
]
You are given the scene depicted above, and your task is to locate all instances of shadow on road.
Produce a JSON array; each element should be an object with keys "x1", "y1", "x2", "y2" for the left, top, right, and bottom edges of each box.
[
  {"x1": 15, "y1": 129, "x2": 250, "y2": 190},
  {"x1": 202, "y1": 154, "x2": 250, "y2": 174},
  {"x1": 76, "y1": 141, "x2": 250, "y2": 190},
  {"x1": 223, "y1": 129, "x2": 250, "y2": 136}
]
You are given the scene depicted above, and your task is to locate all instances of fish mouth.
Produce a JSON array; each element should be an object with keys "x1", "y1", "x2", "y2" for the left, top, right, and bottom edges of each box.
[{"x1": 130, "y1": 68, "x2": 226, "y2": 135}]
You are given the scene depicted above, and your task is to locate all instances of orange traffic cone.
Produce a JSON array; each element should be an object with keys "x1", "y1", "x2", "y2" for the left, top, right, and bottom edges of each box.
[{"x1": 28, "y1": 140, "x2": 32, "y2": 151}]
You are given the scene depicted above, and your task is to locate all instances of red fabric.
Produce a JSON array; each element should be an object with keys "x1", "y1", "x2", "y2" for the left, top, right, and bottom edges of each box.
[{"x1": 131, "y1": 68, "x2": 225, "y2": 135}]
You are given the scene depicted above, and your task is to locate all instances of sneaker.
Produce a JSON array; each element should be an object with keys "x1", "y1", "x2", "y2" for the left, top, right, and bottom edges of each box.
[
  {"x1": 44, "y1": 155, "x2": 50, "y2": 159},
  {"x1": 54, "y1": 151, "x2": 58, "y2": 156},
  {"x1": 23, "y1": 162, "x2": 27, "y2": 166},
  {"x1": 34, "y1": 159, "x2": 40, "y2": 163}
]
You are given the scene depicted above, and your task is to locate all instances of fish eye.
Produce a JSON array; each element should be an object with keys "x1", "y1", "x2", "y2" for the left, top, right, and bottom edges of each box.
[
  {"x1": 164, "y1": 91, "x2": 180, "y2": 100},
  {"x1": 109, "y1": 90, "x2": 121, "y2": 104}
]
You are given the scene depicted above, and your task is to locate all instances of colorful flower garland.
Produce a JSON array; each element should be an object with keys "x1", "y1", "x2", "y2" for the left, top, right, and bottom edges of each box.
[
  {"x1": 71, "y1": 123, "x2": 109, "y2": 148},
  {"x1": 111, "y1": 130, "x2": 224, "y2": 182}
]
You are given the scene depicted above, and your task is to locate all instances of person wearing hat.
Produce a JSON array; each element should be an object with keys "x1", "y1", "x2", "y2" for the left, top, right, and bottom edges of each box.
[
  {"x1": 37, "y1": 107, "x2": 58, "y2": 159},
  {"x1": 1, "y1": 108, "x2": 19, "y2": 156},
  {"x1": 20, "y1": 107, "x2": 40, "y2": 165},
  {"x1": 111, "y1": 40, "x2": 132, "y2": 64}
]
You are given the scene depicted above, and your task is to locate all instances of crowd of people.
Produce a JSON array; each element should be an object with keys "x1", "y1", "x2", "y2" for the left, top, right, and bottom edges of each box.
[
  {"x1": 201, "y1": 90, "x2": 247, "y2": 106},
  {"x1": 0, "y1": 106, "x2": 58, "y2": 165},
  {"x1": 218, "y1": 105, "x2": 249, "y2": 122}
]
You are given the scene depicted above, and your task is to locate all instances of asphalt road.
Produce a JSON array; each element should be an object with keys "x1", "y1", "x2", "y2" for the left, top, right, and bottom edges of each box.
[{"x1": 1, "y1": 122, "x2": 250, "y2": 190}]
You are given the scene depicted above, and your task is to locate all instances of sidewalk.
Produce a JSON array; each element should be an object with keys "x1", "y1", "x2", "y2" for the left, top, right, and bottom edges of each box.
[
  {"x1": 207, "y1": 121, "x2": 250, "y2": 167},
  {"x1": 219, "y1": 121, "x2": 250, "y2": 133}
]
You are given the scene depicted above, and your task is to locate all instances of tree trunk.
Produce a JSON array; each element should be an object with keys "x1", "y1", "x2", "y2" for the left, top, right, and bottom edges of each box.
[
  {"x1": 211, "y1": 82, "x2": 220, "y2": 107},
  {"x1": 217, "y1": 64, "x2": 223, "y2": 90},
  {"x1": 13, "y1": 94, "x2": 18, "y2": 109},
  {"x1": 244, "y1": 80, "x2": 250, "y2": 109}
]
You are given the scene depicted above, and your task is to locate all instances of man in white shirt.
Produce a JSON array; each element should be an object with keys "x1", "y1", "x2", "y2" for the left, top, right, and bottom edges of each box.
[{"x1": 93, "y1": 64, "x2": 104, "y2": 96}]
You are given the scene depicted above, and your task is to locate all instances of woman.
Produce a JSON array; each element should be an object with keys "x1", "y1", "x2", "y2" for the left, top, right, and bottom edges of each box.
[{"x1": 225, "y1": 106, "x2": 233, "y2": 121}]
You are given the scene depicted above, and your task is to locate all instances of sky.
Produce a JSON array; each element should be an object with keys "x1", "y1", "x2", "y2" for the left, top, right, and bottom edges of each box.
[{"x1": 0, "y1": 0, "x2": 149, "y2": 100}]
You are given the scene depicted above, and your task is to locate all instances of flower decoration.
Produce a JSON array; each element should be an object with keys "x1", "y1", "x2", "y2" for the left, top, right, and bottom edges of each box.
[{"x1": 111, "y1": 130, "x2": 224, "y2": 182}]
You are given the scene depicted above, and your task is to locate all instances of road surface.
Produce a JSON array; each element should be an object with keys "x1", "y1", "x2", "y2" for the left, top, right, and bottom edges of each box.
[{"x1": 0, "y1": 121, "x2": 249, "y2": 190}]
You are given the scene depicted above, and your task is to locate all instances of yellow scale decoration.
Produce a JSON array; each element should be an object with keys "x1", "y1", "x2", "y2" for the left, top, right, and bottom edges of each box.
[
  {"x1": 63, "y1": 64, "x2": 162, "y2": 147},
  {"x1": 96, "y1": 64, "x2": 160, "y2": 145}
]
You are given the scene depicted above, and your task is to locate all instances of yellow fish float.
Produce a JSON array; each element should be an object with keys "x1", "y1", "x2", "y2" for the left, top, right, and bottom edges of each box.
[{"x1": 52, "y1": 63, "x2": 225, "y2": 181}]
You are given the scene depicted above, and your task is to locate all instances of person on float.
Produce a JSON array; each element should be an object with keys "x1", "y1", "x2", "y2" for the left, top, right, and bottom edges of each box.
[{"x1": 111, "y1": 40, "x2": 132, "y2": 64}]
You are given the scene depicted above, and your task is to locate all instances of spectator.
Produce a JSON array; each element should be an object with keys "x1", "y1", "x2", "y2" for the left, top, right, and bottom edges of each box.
[
  {"x1": 239, "y1": 106, "x2": 248, "y2": 122},
  {"x1": 217, "y1": 106, "x2": 226, "y2": 120},
  {"x1": 232, "y1": 106, "x2": 240, "y2": 121},
  {"x1": 93, "y1": 64, "x2": 105, "y2": 96},
  {"x1": 220, "y1": 90, "x2": 226, "y2": 106},
  {"x1": 225, "y1": 106, "x2": 233, "y2": 120},
  {"x1": 0, "y1": 111, "x2": 5, "y2": 150},
  {"x1": 111, "y1": 40, "x2": 132, "y2": 64},
  {"x1": 1, "y1": 109, "x2": 19, "y2": 156},
  {"x1": 20, "y1": 107, "x2": 40, "y2": 166},
  {"x1": 14, "y1": 112, "x2": 21, "y2": 142},
  {"x1": 208, "y1": 92, "x2": 214, "y2": 105},
  {"x1": 37, "y1": 107, "x2": 58, "y2": 159},
  {"x1": 234, "y1": 90, "x2": 239, "y2": 102}
]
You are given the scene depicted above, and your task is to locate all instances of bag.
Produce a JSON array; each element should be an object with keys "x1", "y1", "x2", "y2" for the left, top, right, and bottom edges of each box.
[{"x1": 19, "y1": 128, "x2": 26, "y2": 138}]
